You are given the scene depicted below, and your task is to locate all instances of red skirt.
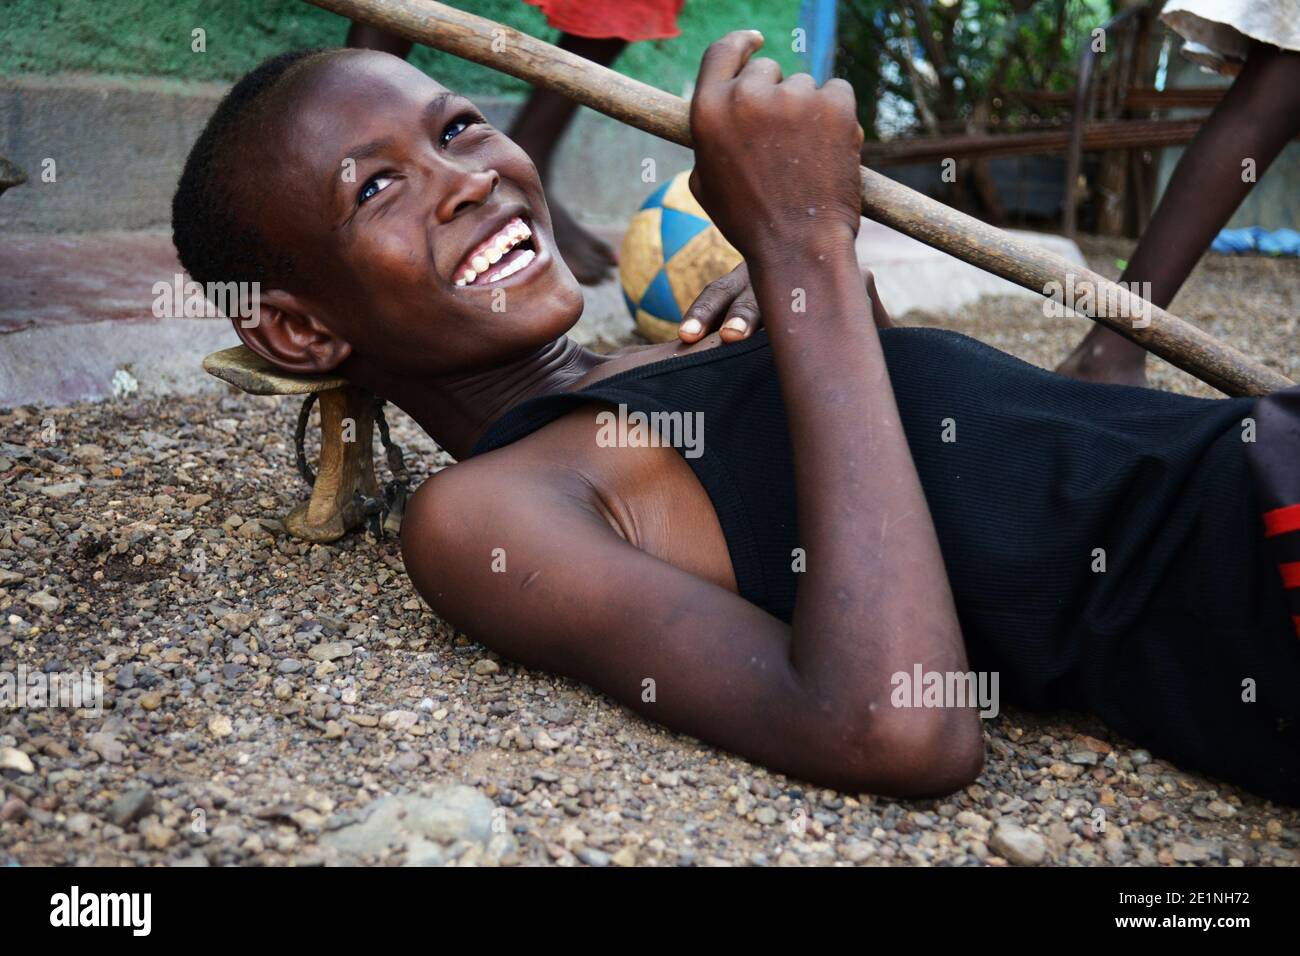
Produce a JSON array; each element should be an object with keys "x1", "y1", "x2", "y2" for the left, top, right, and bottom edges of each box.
[{"x1": 525, "y1": 0, "x2": 685, "y2": 41}]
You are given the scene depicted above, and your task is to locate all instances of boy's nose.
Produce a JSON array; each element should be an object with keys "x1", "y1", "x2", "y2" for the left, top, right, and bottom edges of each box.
[{"x1": 437, "y1": 167, "x2": 500, "y2": 222}]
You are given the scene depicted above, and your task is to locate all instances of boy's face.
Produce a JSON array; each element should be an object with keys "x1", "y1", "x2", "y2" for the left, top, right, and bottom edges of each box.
[{"x1": 253, "y1": 50, "x2": 584, "y2": 377}]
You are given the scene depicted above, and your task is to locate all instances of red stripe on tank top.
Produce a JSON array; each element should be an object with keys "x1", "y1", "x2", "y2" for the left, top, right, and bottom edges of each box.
[
  {"x1": 1282, "y1": 562, "x2": 1300, "y2": 589},
  {"x1": 1263, "y1": 504, "x2": 1300, "y2": 537}
]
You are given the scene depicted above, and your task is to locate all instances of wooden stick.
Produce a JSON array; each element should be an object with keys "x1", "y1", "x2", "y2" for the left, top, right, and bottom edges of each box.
[{"x1": 304, "y1": 0, "x2": 1294, "y2": 397}]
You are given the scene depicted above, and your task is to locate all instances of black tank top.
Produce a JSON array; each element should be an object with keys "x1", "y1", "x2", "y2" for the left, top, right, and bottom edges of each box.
[{"x1": 468, "y1": 327, "x2": 1300, "y2": 802}]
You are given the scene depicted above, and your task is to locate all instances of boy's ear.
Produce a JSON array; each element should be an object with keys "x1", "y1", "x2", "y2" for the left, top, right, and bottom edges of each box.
[{"x1": 235, "y1": 287, "x2": 351, "y2": 374}]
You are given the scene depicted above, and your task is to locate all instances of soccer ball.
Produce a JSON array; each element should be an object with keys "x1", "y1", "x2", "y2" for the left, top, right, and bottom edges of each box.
[{"x1": 620, "y1": 170, "x2": 743, "y2": 343}]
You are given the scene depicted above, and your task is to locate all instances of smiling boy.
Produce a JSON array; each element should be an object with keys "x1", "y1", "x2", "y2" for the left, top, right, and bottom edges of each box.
[{"x1": 173, "y1": 37, "x2": 1300, "y2": 802}]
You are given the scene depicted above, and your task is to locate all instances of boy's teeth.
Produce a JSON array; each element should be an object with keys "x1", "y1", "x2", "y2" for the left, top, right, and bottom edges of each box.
[
  {"x1": 455, "y1": 218, "x2": 535, "y2": 286},
  {"x1": 494, "y1": 248, "x2": 535, "y2": 280}
]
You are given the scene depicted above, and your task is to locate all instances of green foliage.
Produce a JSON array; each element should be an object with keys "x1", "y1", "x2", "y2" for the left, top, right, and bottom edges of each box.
[
  {"x1": 0, "y1": 0, "x2": 803, "y2": 97},
  {"x1": 836, "y1": 0, "x2": 1115, "y2": 137}
]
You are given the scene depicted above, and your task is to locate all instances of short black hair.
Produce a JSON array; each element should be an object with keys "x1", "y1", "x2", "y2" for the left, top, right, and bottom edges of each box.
[{"x1": 172, "y1": 48, "x2": 337, "y2": 288}]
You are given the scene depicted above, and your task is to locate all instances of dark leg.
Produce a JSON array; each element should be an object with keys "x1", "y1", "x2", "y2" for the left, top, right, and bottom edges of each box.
[
  {"x1": 509, "y1": 34, "x2": 626, "y2": 285},
  {"x1": 1057, "y1": 42, "x2": 1300, "y2": 386},
  {"x1": 345, "y1": 22, "x2": 413, "y2": 59}
]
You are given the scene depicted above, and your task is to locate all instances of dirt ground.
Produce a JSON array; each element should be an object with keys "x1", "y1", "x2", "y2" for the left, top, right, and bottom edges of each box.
[{"x1": 2, "y1": 237, "x2": 1298, "y2": 866}]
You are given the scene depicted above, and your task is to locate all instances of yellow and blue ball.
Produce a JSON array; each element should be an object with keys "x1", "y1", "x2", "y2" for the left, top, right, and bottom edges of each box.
[{"x1": 620, "y1": 170, "x2": 743, "y2": 343}]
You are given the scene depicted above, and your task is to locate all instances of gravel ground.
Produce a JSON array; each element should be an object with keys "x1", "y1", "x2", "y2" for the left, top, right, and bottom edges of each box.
[
  {"x1": 903, "y1": 235, "x2": 1300, "y2": 392},
  {"x1": 2, "y1": 239, "x2": 1298, "y2": 867}
]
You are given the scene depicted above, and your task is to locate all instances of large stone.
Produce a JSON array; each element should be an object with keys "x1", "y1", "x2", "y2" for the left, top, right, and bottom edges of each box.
[
  {"x1": 321, "y1": 787, "x2": 495, "y2": 865},
  {"x1": 1172, "y1": 841, "x2": 1214, "y2": 863},
  {"x1": 26, "y1": 591, "x2": 61, "y2": 614},
  {"x1": 207, "y1": 715, "x2": 233, "y2": 738},
  {"x1": 989, "y1": 823, "x2": 1048, "y2": 866},
  {"x1": 379, "y1": 710, "x2": 419, "y2": 733},
  {"x1": 38, "y1": 482, "x2": 83, "y2": 499},
  {"x1": 86, "y1": 732, "x2": 125, "y2": 764},
  {"x1": 0, "y1": 746, "x2": 35, "y2": 775},
  {"x1": 307, "y1": 641, "x2": 353, "y2": 663},
  {"x1": 106, "y1": 787, "x2": 155, "y2": 827},
  {"x1": 139, "y1": 817, "x2": 177, "y2": 850}
]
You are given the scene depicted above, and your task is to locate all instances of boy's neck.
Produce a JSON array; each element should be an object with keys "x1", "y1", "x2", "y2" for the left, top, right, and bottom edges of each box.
[{"x1": 351, "y1": 336, "x2": 605, "y2": 460}]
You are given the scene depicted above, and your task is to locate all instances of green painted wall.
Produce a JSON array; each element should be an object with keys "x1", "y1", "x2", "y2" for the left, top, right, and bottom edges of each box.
[{"x1": 0, "y1": 0, "x2": 804, "y2": 97}]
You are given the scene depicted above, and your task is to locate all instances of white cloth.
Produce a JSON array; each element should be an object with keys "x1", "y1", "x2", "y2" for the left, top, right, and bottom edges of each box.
[{"x1": 1162, "y1": 0, "x2": 1300, "y2": 74}]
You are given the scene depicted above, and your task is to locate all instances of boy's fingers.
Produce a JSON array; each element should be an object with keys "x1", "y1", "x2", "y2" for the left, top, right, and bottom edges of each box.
[
  {"x1": 739, "y1": 56, "x2": 783, "y2": 85},
  {"x1": 681, "y1": 264, "x2": 752, "y2": 341},
  {"x1": 695, "y1": 30, "x2": 764, "y2": 92},
  {"x1": 680, "y1": 275, "x2": 742, "y2": 340},
  {"x1": 719, "y1": 289, "x2": 760, "y2": 342},
  {"x1": 779, "y1": 71, "x2": 815, "y2": 92},
  {"x1": 863, "y1": 268, "x2": 895, "y2": 330}
]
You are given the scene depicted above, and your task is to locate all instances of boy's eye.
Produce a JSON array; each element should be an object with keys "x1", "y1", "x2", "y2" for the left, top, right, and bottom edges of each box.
[
  {"x1": 440, "y1": 115, "x2": 476, "y2": 146},
  {"x1": 357, "y1": 174, "x2": 394, "y2": 206}
]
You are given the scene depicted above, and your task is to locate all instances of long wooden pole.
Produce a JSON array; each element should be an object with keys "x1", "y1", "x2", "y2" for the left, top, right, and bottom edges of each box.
[{"x1": 304, "y1": 0, "x2": 1294, "y2": 397}]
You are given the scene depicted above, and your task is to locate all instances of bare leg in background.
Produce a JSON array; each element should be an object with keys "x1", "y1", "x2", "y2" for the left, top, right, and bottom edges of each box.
[{"x1": 1057, "y1": 42, "x2": 1300, "y2": 387}]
